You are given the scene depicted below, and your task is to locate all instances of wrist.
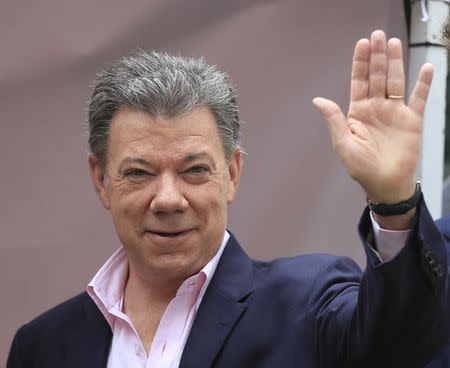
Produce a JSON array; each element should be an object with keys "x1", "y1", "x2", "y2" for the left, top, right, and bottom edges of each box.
[
  {"x1": 367, "y1": 181, "x2": 422, "y2": 216},
  {"x1": 368, "y1": 181, "x2": 422, "y2": 230},
  {"x1": 366, "y1": 179, "x2": 417, "y2": 204},
  {"x1": 372, "y1": 207, "x2": 417, "y2": 230}
]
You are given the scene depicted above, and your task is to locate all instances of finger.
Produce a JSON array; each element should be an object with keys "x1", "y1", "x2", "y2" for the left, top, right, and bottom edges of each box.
[
  {"x1": 350, "y1": 38, "x2": 370, "y2": 102},
  {"x1": 369, "y1": 30, "x2": 387, "y2": 98},
  {"x1": 312, "y1": 97, "x2": 348, "y2": 146},
  {"x1": 386, "y1": 38, "x2": 405, "y2": 99},
  {"x1": 408, "y1": 63, "x2": 434, "y2": 117}
]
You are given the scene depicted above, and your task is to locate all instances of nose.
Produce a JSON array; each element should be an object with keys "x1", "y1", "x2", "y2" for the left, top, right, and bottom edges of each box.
[{"x1": 149, "y1": 173, "x2": 189, "y2": 214}]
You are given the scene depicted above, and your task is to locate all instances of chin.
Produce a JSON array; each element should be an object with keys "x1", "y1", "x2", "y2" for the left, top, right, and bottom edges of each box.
[{"x1": 144, "y1": 254, "x2": 201, "y2": 279}]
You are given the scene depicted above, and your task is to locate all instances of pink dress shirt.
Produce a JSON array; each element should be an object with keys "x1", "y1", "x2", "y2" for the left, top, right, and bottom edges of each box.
[
  {"x1": 87, "y1": 232, "x2": 229, "y2": 368},
  {"x1": 87, "y1": 219, "x2": 408, "y2": 368}
]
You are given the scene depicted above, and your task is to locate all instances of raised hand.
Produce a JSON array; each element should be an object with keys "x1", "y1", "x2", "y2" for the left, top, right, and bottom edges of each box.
[{"x1": 313, "y1": 30, "x2": 433, "y2": 206}]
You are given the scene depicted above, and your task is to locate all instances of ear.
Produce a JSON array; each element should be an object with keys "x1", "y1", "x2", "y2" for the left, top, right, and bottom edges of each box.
[
  {"x1": 226, "y1": 148, "x2": 242, "y2": 204},
  {"x1": 88, "y1": 154, "x2": 111, "y2": 210}
]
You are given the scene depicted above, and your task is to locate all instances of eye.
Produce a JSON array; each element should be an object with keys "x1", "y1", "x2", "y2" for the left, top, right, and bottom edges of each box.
[
  {"x1": 183, "y1": 165, "x2": 210, "y2": 183},
  {"x1": 124, "y1": 168, "x2": 152, "y2": 182},
  {"x1": 188, "y1": 165, "x2": 209, "y2": 174}
]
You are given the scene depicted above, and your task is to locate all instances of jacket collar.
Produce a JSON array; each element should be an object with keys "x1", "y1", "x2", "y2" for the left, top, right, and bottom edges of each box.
[
  {"x1": 65, "y1": 232, "x2": 254, "y2": 368},
  {"x1": 61, "y1": 293, "x2": 112, "y2": 368},
  {"x1": 180, "y1": 231, "x2": 255, "y2": 368}
]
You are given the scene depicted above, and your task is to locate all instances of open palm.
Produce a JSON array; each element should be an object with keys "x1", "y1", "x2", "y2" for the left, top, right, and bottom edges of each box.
[{"x1": 314, "y1": 30, "x2": 433, "y2": 204}]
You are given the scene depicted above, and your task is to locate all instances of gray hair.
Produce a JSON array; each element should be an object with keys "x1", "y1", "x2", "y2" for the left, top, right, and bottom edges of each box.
[{"x1": 88, "y1": 51, "x2": 240, "y2": 169}]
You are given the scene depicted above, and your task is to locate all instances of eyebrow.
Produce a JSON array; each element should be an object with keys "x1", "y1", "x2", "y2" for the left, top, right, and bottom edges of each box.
[
  {"x1": 184, "y1": 152, "x2": 213, "y2": 163},
  {"x1": 120, "y1": 157, "x2": 151, "y2": 169}
]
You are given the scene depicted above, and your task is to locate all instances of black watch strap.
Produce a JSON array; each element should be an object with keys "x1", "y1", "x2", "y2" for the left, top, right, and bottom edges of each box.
[{"x1": 367, "y1": 182, "x2": 422, "y2": 216}]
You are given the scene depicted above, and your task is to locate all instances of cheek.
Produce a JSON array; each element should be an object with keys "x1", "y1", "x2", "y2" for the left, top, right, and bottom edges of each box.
[
  {"x1": 190, "y1": 182, "x2": 229, "y2": 214},
  {"x1": 199, "y1": 191, "x2": 229, "y2": 230},
  {"x1": 110, "y1": 193, "x2": 146, "y2": 228}
]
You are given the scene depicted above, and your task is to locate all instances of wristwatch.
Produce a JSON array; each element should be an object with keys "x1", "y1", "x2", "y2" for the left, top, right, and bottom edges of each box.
[{"x1": 367, "y1": 181, "x2": 422, "y2": 216}]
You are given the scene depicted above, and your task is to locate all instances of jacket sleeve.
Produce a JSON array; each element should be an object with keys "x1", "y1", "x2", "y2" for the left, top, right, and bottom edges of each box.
[
  {"x1": 7, "y1": 326, "x2": 25, "y2": 368},
  {"x1": 313, "y1": 199, "x2": 449, "y2": 368}
]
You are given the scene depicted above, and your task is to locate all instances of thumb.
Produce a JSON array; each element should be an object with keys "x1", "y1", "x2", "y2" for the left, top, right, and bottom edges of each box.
[{"x1": 312, "y1": 97, "x2": 348, "y2": 145}]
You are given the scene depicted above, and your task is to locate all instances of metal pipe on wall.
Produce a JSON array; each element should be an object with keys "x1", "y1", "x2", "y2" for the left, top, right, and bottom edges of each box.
[{"x1": 408, "y1": 0, "x2": 449, "y2": 218}]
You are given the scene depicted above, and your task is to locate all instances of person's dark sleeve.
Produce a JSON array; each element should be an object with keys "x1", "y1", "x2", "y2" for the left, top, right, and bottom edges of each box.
[
  {"x1": 7, "y1": 326, "x2": 25, "y2": 368},
  {"x1": 313, "y1": 200, "x2": 449, "y2": 368}
]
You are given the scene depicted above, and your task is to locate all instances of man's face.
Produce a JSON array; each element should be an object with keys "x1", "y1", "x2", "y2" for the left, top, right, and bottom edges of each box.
[{"x1": 89, "y1": 107, "x2": 241, "y2": 283}]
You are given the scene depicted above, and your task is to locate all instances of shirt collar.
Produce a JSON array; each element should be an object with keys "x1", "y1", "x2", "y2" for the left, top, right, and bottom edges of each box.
[
  {"x1": 195, "y1": 231, "x2": 229, "y2": 307},
  {"x1": 87, "y1": 231, "x2": 230, "y2": 328}
]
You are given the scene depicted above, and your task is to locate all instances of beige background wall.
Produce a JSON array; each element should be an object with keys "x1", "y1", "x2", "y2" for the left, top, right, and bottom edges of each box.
[{"x1": 0, "y1": 0, "x2": 408, "y2": 364}]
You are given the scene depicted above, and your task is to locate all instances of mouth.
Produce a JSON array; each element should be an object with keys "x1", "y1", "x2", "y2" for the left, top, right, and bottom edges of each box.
[{"x1": 147, "y1": 229, "x2": 193, "y2": 238}]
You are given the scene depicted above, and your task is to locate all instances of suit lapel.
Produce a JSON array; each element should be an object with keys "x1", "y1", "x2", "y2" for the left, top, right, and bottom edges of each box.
[
  {"x1": 65, "y1": 293, "x2": 112, "y2": 368},
  {"x1": 180, "y1": 233, "x2": 254, "y2": 368}
]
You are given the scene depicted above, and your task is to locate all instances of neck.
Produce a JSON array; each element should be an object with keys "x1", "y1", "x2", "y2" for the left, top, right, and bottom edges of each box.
[
  {"x1": 122, "y1": 266, "x2": 184, "y2": 353},
  {"x1": 123, "y1": 266, "x2": 182, "y2": 312}
]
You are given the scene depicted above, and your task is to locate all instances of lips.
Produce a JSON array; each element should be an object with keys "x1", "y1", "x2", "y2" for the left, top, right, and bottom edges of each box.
[
  {"x1": 153, "y1": 231, "x2": 186, "y2": 237},
  {"x1": 147, "y1": 229, "x2": 193, "y2": 237}
]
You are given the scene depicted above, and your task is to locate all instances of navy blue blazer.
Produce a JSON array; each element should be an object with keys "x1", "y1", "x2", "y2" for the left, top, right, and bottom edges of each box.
[
  {"x1": 425, "y1": 215, "x2": 450, "y2": 368},
  {"x1": 7, "y1": 204, "x2": 450, "y2": 368}
]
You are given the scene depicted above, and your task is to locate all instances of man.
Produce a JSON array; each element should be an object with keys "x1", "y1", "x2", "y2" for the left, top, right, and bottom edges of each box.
[{"x1": 7, "y1": 30, "x2": 449, "y2": 367}]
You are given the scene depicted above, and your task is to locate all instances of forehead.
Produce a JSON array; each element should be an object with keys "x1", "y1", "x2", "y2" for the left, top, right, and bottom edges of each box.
[{"x1": 107, "y1": 107, "x2": 225, "y2": 163}]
